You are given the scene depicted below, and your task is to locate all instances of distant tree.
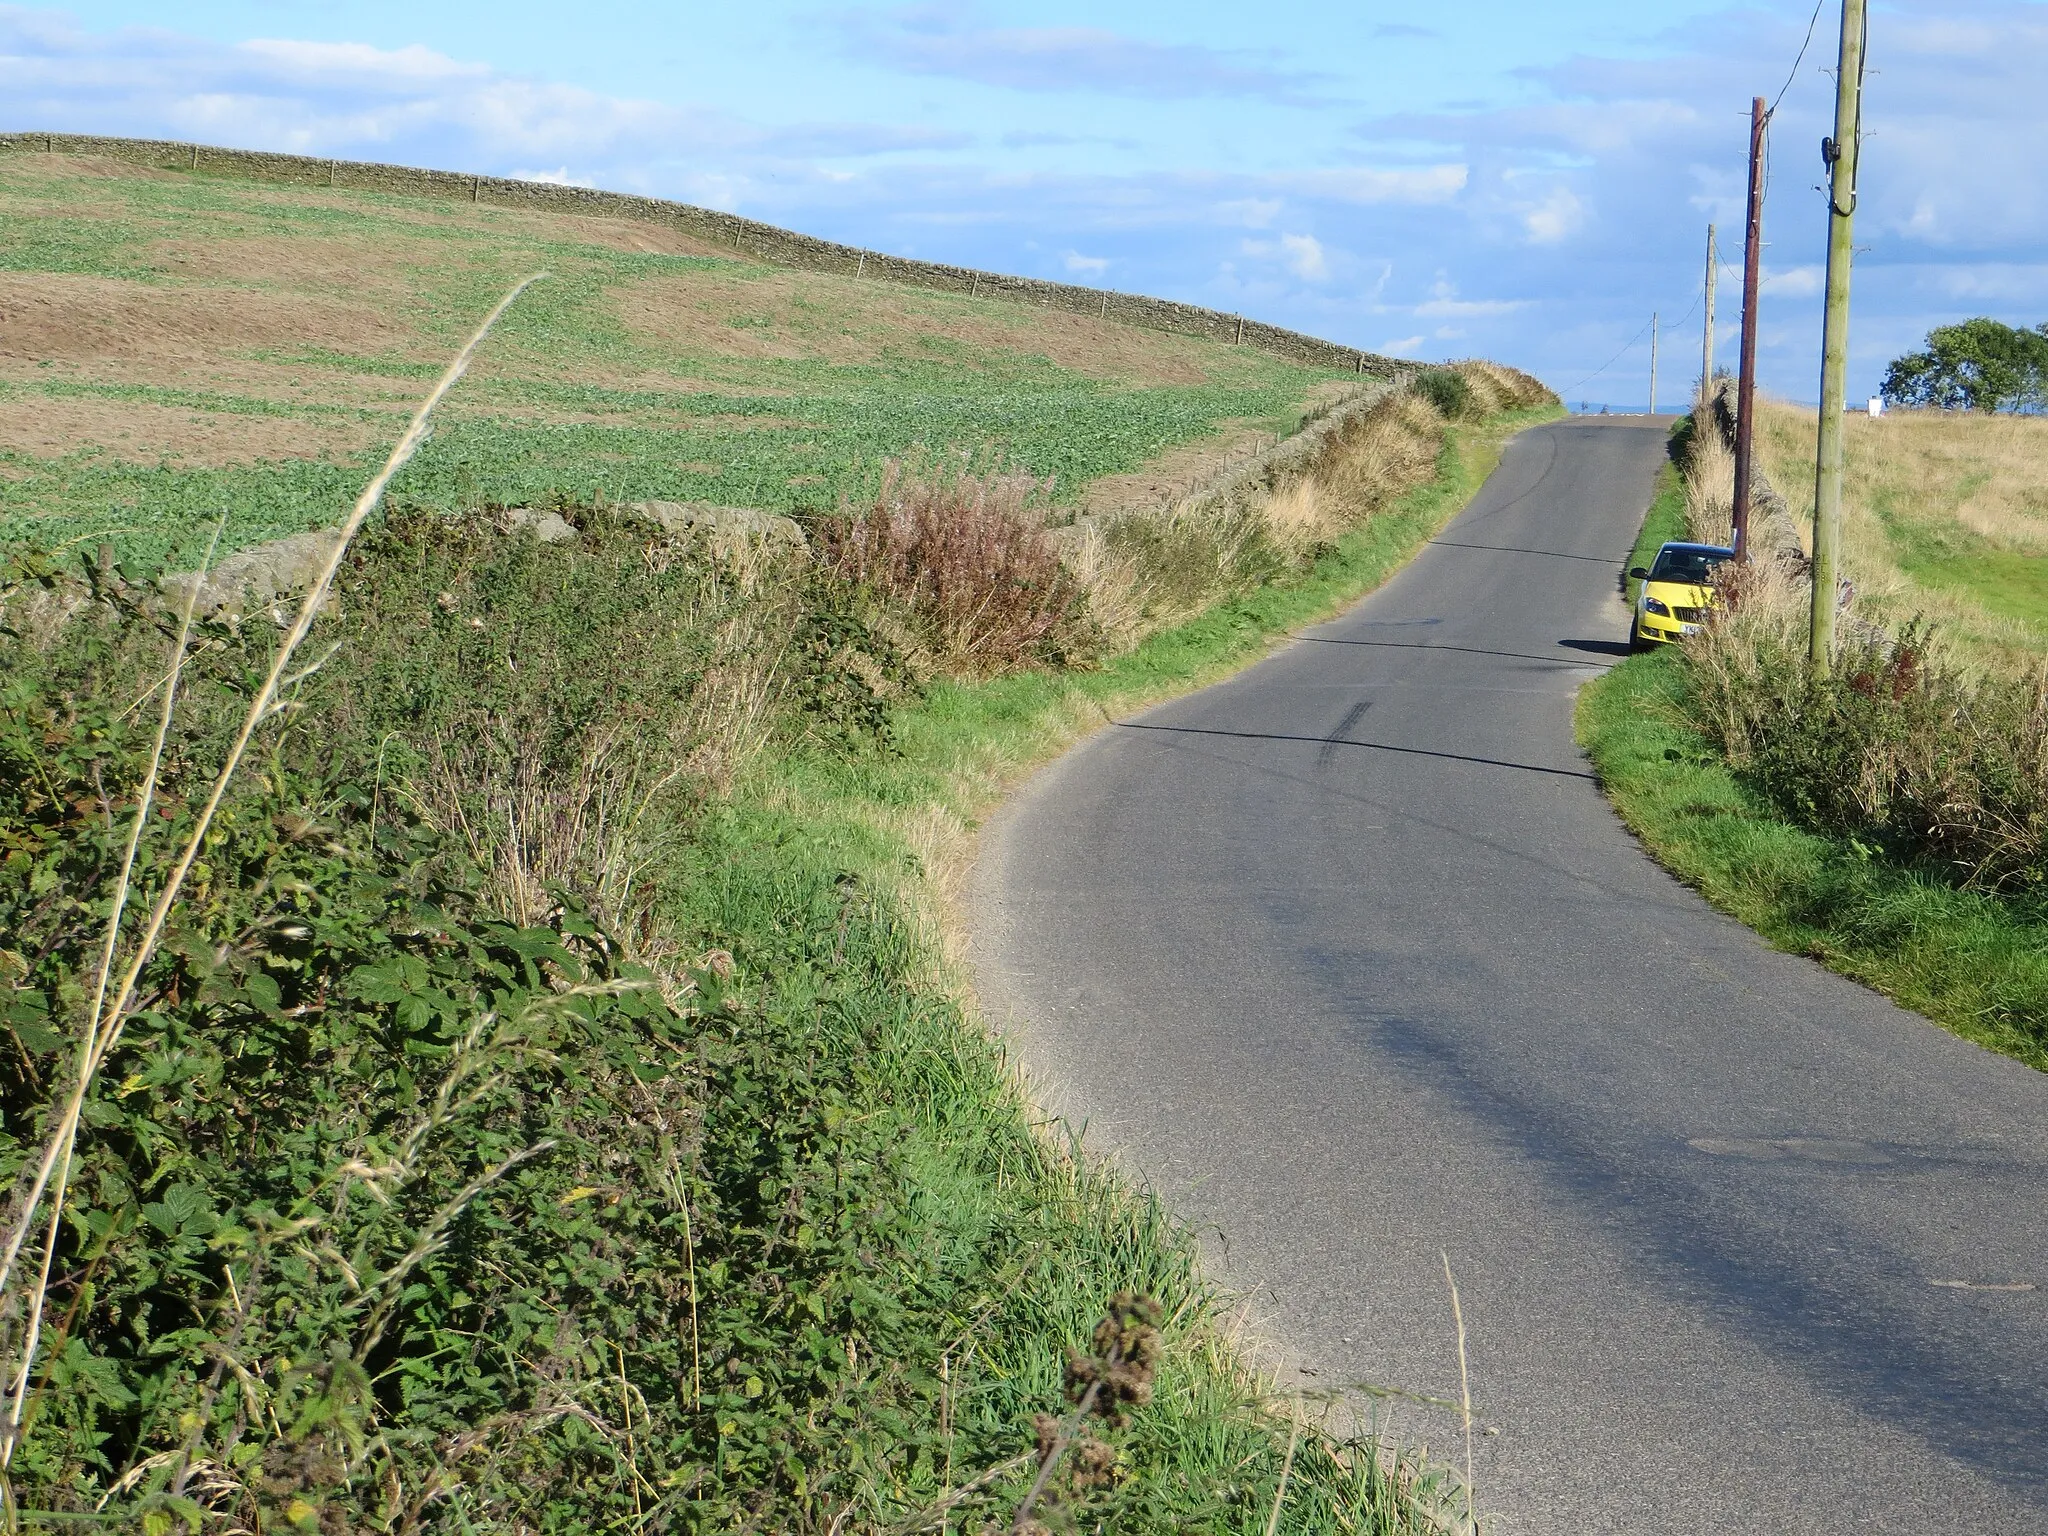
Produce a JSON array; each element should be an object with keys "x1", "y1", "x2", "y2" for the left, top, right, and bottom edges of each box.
[{"x1": 1880, "y1": 317, "x2": 2048, "y2": 412}]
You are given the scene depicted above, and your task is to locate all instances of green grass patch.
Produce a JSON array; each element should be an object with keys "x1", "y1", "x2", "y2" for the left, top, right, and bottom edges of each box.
[
  {"x1": 1, "y1": 372, "x2": 1331, "y2": 577},
  {"x1": 0, "y1": 154, "x2": 1349, "y2": 575},
  {"x1": 1578, "y1": 651, "x2": 2048, "y2": 1070},
  {"x1": 1624, "y1": 456, "x2": 1689, "y2": 608},
  {"x1": 1877, "y1": 498, "x2": 2048, "y2": 632}
]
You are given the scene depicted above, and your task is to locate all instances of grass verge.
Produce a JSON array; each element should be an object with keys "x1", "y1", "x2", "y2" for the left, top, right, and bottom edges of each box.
[
  {"x1": 1578, "y1": 629, "x2": 2048, "y2": 1075},
  {"x1": 695, "y1": 402, "x2": 1553, "y2": 1522}
]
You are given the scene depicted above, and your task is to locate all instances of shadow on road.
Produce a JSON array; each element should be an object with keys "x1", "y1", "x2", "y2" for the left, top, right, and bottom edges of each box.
[
  {"x1": 1114, "y1": 720, "x2": 1600, "y2": 781},
  {"x1": 1298, "y1": 635, "x2": 1615, "y2": 669}
]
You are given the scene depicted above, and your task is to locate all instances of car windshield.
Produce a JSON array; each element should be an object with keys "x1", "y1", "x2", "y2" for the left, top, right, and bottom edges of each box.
[{"x1": 1649, "y1": 547, "x2": 1730, "y2": 584}]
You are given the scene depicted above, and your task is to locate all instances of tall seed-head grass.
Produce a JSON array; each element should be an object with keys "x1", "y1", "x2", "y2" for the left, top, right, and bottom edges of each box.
[
  {"x1": 1443, "y1": 360, "x2": 1555, "y2": 417},
  {"x1": 1682, "y1": 418, "x2": 1735, "y2": 546},
  {"x1": 1090, "y1": 386, "x2": 1448, "y2": 643},
  {"x1": 0, "y1": 276, "x2": 543, "y2": 1438},
  {"x1": 317, "y1": 505, "x2": 817, "y2": 944}
]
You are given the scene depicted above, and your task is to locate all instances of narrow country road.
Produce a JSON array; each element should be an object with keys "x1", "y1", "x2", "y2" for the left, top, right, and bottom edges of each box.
[{"x1": 969, "y1": 417, "x2": 2048, "y2": 1535}]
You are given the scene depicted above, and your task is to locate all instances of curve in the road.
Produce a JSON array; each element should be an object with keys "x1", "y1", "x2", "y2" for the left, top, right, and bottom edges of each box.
[{"x1": 969, "y1": 417, "x2": 2048, "y2": 1536}]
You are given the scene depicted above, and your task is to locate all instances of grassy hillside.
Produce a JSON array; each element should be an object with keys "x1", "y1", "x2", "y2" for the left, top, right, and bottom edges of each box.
[
  {"x1": 0, "y1": 150, "x2": 1348, "y2": 573},
  {"x1": 1750, "y1": 396, "x2": 2048, "y2": 670},
  {"x1": 1, "y1": 150, "x2": 1562, "y2": 1532}
]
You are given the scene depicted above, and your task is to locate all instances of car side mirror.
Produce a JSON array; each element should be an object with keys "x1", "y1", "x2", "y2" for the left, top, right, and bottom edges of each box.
[{"x1": 1629, "y1": 567, "x2": 1649, "y2": 580}]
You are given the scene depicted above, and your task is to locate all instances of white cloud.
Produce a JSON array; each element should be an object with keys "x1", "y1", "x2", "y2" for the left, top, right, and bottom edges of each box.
[
  {"x1": 1381, "y1": 335, "x2": 1426, "y2": 354},
  {"x1": 239, "y1": 38, "x2": 492, "y2": 85},
  {"x1": 1279, "y1": 233, "x2": 1327, "y2": 281},
  {"x1": 1520, "y1": 185, "x2": 1582, "y2": 245},
  {"x1": 1761, "y1": 265, "x2": 1824, "y2": 298},
  {"x1": 1062, "y1": 250, "x2": 1110, "y2": 275},
  {"x1": 4, "y1": 0, "x2": 2044, "y2": 404},
  {"x1": 1276, "y1": 165, "x2": 1467, "y2": 205},
  {"x1": 1237, "y1": 232, "x2": 1333, "y2": 283},
  {"x1": 511, "y1": 166, "x2": 595, "y2": 187},
  {"x1": 837, "y1": 8, "x2": 1335, "y2": 104},
  {"x1": 1412, "y1": 276, "x2": 1523, "y2": 318},
  {"x1": 0, "y1": 5, "x2": 958, "y2": 203}
]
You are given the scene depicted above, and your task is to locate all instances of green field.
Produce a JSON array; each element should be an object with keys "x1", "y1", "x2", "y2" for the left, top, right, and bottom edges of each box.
[{"x1": 0, "y1": 151, "x2": 1347, "y2": 572}]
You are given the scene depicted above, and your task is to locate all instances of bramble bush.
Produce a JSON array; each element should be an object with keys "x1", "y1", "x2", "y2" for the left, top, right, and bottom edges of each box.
[{"x1": 2, "y1": 520, "x2": 1444, "y2": 1533}]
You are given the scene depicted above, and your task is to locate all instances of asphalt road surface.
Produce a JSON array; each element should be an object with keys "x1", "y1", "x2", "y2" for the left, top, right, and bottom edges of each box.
[{"x1": 969, "y1": 417, "x2": 2048, "y2": 1535}]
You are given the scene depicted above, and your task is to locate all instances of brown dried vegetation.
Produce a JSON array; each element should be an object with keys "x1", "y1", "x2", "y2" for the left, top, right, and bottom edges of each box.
[{"x1": 817, "y1": 456, "x2": 1093, "y2": 674}]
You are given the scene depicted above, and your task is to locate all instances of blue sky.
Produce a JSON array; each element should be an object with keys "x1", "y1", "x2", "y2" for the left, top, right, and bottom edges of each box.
[{"x1": 9, "y1": 1, "x2": 2047, "y2": 405}]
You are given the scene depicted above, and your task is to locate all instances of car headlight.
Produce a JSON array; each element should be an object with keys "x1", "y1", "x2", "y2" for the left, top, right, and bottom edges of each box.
[{"x1": 1643, "y1": 597, "x2": 1672, "y2": 617}]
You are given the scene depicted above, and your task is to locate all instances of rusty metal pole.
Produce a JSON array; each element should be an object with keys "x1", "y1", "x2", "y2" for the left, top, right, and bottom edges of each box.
[{"x1": 1732, "y1": 95, "x2": 1766, "y2": 562}]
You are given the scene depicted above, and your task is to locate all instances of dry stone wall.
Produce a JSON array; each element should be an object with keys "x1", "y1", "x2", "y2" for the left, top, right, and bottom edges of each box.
[{"x1": 2, "y1": 132, "x2": 1406, "y2": 378}]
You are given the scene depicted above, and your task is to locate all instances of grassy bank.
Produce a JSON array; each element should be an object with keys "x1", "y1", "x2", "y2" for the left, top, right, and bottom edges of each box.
[
  {"x1": 2, "y1": 294, "x2": 1553, "y2": 1536},
  {"x1": 1581, "y1": 405, "x2": 2047, "y2": 1072},
  {"x1": 1579, "y1": 652, "x2": 2047, "y2": 1068}
]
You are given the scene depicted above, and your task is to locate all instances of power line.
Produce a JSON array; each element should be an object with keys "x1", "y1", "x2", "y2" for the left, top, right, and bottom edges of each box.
[
  {"x1": 1768, "y1": 0, "x2": 1829, "y2": 120},
  {"x1": 1568, "y1": 6, "x2": 1830, "y2": 408},
  {"x1": 1560, "y1": 315, "x2": 1656, "y2": 396},
  {"x1": 1560, "y1": 276, "x2": 1705, "y2": 398}
]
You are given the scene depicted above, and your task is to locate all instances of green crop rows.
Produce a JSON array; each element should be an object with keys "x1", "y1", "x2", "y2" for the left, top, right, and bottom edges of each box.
[{"x1": 0, "y1": 158, "x2": 1344, "y2": 573}]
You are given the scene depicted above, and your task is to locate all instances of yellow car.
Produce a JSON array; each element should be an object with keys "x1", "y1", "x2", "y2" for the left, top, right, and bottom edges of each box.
[{"x1": 1629, "y1": 541, "x2": 1733, "y2": 650}]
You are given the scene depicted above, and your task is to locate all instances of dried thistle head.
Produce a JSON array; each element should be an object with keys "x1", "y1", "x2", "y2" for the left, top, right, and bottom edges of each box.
[
  {"x1": 1063, "y1": 1292, "x2": 1162, "y2": 1420},
  {"x1": 1070, "y1": 1435, "x2": 1117, "y2": 1491}
]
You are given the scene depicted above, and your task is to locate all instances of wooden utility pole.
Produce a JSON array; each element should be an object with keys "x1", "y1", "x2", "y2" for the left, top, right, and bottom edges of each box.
[
  {"x1": 1732, "y1": 96, "x2": 1767, "y2": 562},
  {"x1": 1702, "y1": 224, "x2": 1718, "y2": 396},
  {"x1": 1809, "y1": 0, "x2": 1866, "y2": 677},
  {"x1": 1650, "y1": 312, "x2": 1659, "y2": 414}
]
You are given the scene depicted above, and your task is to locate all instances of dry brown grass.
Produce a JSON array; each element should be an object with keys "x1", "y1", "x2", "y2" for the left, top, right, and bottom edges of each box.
[
  {"x1": 1074, "y1": 387, "x2": 1451, "y2": 647},
  {"x1": 0, "y1": 270, "x2": 411, "y2": 364},
  {"x1": 817, "y1": 456, "x2": 1093, "y2": 674},
  {"x1": 1446, "y1": 359, "x2": 1554, "y2": 415},
  {"x1": 0, "y1": 392, "x2": 385, "y2": 466},
  {"x1": 1758, "y1": 400, "x2": 2048, "y2": 549},
  {"x1": 1682, "y1": 405, "x2": 1736, "y2": 546},
  {"x1": 1317, "y1": 392, "x2": 1447, "y2": 520},
  {"x1": 1750, "y1": 396, "x2": 2047, "y2": 672}
]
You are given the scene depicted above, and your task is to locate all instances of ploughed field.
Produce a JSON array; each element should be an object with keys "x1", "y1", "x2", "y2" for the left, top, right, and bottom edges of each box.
[{"x1": 0, "y1": 150, "x2": 1348, "y2": 571}]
